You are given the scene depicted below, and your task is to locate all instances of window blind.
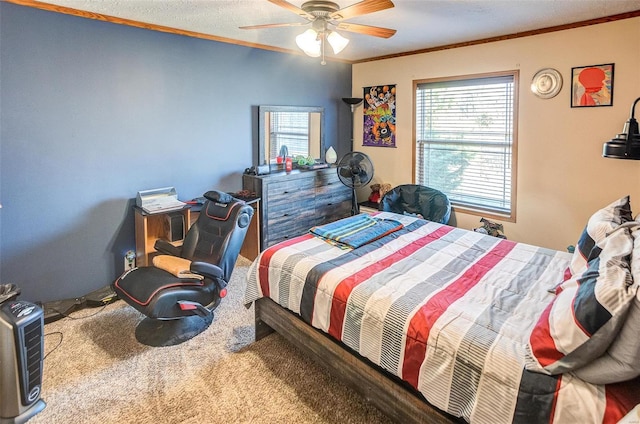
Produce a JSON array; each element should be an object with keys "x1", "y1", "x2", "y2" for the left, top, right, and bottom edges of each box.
[
  {"x1": 269, "y1": 111, "x2": 310, "y2": 158},
  {"x1": 415, "y1": 75, "x2": 515, "y2": 215}
]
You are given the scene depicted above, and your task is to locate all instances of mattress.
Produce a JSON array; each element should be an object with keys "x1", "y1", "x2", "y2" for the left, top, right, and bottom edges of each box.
[{"x1": 245, "y1": 212, "x2": 640, "y2": 423}]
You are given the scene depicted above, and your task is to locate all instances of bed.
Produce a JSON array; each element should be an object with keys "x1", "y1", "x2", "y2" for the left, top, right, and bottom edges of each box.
[{"x1": 244, "y1": 205, "x2": 640, "y2": 424}]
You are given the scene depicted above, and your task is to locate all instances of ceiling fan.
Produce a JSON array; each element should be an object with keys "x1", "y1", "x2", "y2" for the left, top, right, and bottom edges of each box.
[{"x1": 240, "y1": 0, "x2": 396, "y2": 64}]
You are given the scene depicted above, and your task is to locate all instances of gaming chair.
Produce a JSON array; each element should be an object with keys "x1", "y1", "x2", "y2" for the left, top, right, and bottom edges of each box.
[
  {"x1": 112, "y1": 190, "x2": 254, "y2": 346},
  {"x1": 381, "y1": 184, "x2": 451, "y2": 224}
]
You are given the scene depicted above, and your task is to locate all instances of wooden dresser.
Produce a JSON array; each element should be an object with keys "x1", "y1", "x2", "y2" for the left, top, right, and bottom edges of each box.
[{"x1": 243, "y1": 167, "x2": 351, "y2": 250}]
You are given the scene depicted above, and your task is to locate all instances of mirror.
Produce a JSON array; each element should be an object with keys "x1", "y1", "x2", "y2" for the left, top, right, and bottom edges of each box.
[{"x1": 259, "y1": 105, "x2": 324, "y2": 167}]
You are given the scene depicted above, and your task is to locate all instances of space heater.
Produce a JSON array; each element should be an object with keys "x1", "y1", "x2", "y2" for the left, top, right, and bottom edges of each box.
[{"x1": 0, "y1": 300, "x2": 46, "y2": 423}]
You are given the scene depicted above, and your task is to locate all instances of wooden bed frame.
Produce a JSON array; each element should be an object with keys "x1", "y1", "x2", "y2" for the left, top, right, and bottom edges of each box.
[{"x1": 254, "y1": 297, "x2": 462, "y2": 424}]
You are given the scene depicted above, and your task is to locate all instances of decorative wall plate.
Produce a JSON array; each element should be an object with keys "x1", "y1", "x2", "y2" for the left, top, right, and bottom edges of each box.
[{"x1": 531, "y1": 68, "x2": 563, "y2": 99}]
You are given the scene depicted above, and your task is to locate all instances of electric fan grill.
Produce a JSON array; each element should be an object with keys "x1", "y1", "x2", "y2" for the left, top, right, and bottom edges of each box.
[{"x1": 336, "y1": 151, "x2": 374, "y2": 215}]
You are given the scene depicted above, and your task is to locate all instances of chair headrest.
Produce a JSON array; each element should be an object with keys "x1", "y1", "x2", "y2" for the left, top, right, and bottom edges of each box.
[
  {"x1": 204, "y1": 190, "x2": 233, "y2": 204},
  {"x1": 203, "y1": 190, "x2": 245, "y2": 221}
]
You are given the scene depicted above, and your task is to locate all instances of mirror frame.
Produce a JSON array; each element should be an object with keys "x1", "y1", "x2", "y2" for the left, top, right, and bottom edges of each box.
[{"x1": 258, "y1": 105, "x2": 325, "y2": 168}]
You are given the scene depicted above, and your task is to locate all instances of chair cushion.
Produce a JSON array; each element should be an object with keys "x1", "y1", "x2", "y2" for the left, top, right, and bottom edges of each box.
[
  {"x1": 152, "y1": 255, "x2": 203, "y2": 280},
  {"x1": 114, "y1": 267, "x2": 204, "y2": 306}
]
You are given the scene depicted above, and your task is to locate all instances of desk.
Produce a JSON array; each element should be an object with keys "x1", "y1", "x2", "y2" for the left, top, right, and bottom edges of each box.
[{"x1": 134, "y1": 199, "x2": 260, "y2": 267}]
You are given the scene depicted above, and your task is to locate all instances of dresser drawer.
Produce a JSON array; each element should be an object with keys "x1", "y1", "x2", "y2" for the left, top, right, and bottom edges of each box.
[
  {"x1": 315, "y1": 198, "x2": 351, "y2": 224},
  {"x1": 316, "y1": 183, "x2": 350, "y2": 204},
  {"x1": 266, "y1": 227, "x2": 312, "y2": 247},
  {"x1": 314, "y1": 168, "x2": 341, "y2": 187},
  {"x1": 243, "y1": 169, "x2": 358, "y2": 251},
  {"x1": 266, "y1": 178, "x2": 315, "y2": 196},
  {"x1": 266, "y1": 214, "x2": 315, "y2": 246},
  {"x1": 266, "y1": 205, "x2": 315, "y2": 229},
  {"x1": 266, "y1": 180, "x2": 314, "y2": 208}
]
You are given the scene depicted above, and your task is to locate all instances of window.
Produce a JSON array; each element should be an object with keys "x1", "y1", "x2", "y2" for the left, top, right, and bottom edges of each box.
[
  {"x1": 414, "y1": 71, "x2": 518, "y2": 219},
  {"x1": 269, "y1": 111, "x2": 310, "y2": 160}
]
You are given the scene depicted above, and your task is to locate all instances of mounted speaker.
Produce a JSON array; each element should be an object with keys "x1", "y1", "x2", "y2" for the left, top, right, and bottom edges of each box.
[{"x1": 0, "y1": 300, "x2": 46, "y2": 423}]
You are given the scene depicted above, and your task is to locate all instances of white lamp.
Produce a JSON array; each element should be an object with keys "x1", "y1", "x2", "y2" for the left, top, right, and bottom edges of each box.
[
  {"x1": 295, "y1": 29, "x2": 321, "y2": 57},
  {"x1": 327, "y1": 31, "x2": 349, "y2": 54},
  {"x1": 296, "y1": 24, "x2": 349, "y2": 64}
]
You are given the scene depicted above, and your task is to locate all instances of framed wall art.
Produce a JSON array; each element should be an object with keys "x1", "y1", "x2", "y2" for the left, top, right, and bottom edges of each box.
[
  {"x1": 363, "y1": 84, "x2": 396, "y2": 147},
  {"x1": 571, "y1": 63, "x2": 614, "y2": 108}
]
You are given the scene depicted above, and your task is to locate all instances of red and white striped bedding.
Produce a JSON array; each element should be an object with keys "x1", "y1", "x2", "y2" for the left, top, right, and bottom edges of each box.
[{"x1": 245, "y1": 212, "x2": 640, "y2": 423}]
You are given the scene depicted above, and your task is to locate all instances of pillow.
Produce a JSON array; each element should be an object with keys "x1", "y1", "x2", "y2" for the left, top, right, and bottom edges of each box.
[
  {"x1": 567, "y1": 196, "x2": 632, "y2": 278},
  {"x1": 526, "y1": 225, "x2": 635, "y2": 375},
  {"x1": 573, "y1": 224, "x2": 640, "y2": 384}
]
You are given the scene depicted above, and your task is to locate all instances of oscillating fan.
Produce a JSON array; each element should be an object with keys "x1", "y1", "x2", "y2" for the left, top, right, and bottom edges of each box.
[{"x1": 336, "y1": 151, "x2": 374, "y2": 215}]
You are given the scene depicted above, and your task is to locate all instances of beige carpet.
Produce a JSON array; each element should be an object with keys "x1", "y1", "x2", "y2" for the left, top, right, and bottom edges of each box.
[{"x1": 31, "y1": 257, "x2": 392, "y2": 424}]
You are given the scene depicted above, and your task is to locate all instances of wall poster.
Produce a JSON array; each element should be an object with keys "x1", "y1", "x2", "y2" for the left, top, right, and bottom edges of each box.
[
  {"x1": 571, "y1": 63, "x2": 614, "y2": 107},
  {"x1": 363, "y1": 84, "x2": 396, "y2": 147}
]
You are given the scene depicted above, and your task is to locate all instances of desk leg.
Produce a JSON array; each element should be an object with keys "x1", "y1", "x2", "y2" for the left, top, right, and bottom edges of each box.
[{"x1": 240, "y1": 201, "x2": 260, "y2": 261}]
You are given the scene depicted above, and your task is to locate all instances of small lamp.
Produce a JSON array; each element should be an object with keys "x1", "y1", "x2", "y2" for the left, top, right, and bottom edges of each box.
[{"x1": 603, "y1": 97, "x2": 640, "y2": 159}]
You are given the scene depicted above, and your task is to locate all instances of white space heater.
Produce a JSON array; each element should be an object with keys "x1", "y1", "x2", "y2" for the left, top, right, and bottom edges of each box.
[{"x1": 0, "y1": 300, "x2": 46, "y2": 423}]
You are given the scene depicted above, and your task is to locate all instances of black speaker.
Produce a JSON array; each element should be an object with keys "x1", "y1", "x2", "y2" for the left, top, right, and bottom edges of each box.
[
  {"x1": 163, "y1": 212, "x2": 185, "y2": 243},
  {"x1": 0, "y1": 300, "x2": 46, "y2": 423}
]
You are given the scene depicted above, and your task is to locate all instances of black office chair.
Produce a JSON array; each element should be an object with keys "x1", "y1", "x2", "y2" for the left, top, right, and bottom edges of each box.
[
  {"x1": 380, "y1": 184, "x2": 451, "y2": 224},
  {"x1": 113, "y1": 190, "x2": 254, "y2": 346}
]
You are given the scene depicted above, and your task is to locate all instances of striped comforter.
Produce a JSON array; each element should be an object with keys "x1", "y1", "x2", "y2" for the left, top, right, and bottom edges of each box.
[{"x1": 245, "y1": 212, "x2": 640, "y2": 423}]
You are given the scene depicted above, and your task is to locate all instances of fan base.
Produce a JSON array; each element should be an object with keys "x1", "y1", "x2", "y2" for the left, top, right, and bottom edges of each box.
[{"x1": 301, "y1": 1, "x2": 340, "y2": 15}]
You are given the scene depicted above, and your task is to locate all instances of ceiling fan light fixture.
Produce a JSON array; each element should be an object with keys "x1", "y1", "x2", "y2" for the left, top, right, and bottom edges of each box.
[
  {"x1": 327, "y1": 31, "x2": 349, "y2": 54},
  {"x1": 296, "y1": 28, "x2": 321, "y2": 57}
]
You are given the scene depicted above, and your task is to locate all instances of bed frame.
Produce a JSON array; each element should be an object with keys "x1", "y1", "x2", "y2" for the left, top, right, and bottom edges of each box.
[{"x1": 254, "y1": 297, "x2": 462, "y2": 424}]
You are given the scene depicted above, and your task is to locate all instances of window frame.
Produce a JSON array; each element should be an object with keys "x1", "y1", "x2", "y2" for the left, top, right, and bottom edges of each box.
[{"x1": 412, "y1": 70, "x2": 519, "y2": 222}]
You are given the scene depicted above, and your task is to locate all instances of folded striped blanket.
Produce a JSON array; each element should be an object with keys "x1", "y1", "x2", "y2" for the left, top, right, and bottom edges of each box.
[{"x1": 310, "y1": 214, "x2": 403, "y2": 249}]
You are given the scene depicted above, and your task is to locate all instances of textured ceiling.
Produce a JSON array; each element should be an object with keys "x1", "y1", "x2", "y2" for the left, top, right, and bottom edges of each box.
[{"x1": 37, "y1": 0, "x2": 640, "y2": 62}]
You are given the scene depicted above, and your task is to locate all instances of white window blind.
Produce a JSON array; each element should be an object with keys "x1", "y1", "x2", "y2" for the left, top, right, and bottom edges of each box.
[
  {"x1": 415, "y1": 74, "x2": 516, "y2": 216},
  {"x1": 269, "y1": 111, "x2": 310, "y2": 158}
]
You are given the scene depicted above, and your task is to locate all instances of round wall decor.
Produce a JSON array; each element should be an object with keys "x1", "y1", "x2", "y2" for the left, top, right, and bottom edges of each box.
[{"x1": 531, "y1": 68, "x2": 563, "y2": 99}]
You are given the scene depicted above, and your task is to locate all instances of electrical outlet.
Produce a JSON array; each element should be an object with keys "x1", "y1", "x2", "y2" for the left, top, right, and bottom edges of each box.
[{"x1": 124, "y1": 250, "x2": 136, "y2": 272}]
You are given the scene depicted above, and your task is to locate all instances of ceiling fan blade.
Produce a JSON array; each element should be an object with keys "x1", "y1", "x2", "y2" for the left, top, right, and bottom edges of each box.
[
  {"x1": 240, "y1": 22, "x2": 307, "y2": 30},
  {"x1": 268, "y1": 0, "x2": 316, "y2": 20},
  {"x1": 335, "y1": 22, "x2": 396, "y2": 38},
  {"x1": 329, "y1": 0, "x2": 394, "y2": 21}
]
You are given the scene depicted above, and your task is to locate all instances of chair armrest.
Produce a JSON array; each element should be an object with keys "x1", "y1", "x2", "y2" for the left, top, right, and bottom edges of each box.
[
  {"x1": 154, "y1": 239, "x2": 182, "y2": 257},
  {"x1": 190, "y1": 262, "x2": 224, "y2": 284}
]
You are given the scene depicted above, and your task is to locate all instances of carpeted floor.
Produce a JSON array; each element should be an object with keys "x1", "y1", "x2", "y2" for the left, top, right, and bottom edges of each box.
[{"x1": 30, "y1": 257, "x2": 392, "y2": 424}]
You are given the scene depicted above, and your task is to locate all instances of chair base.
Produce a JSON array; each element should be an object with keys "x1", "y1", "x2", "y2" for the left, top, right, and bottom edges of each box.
[{"x1": 134, "y1": 313, "x2": 214, "y2": 347}]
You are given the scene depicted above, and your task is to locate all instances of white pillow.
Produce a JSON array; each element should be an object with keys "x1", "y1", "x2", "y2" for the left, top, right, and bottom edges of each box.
[
  {"x1": 573, "y1": 224, "x2": 640, "y2": 384},
  {"x1": 526, "y1": 226, "x2": 635, "y2": 375},
  {"x1": 567, "y1": 196, "x2": 632, "y2": 278}
]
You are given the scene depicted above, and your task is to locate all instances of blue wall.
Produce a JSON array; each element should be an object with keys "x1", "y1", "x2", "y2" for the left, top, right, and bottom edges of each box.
[{"x1": 0, "y1": 3, "x2": 352, "y2": 302}]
